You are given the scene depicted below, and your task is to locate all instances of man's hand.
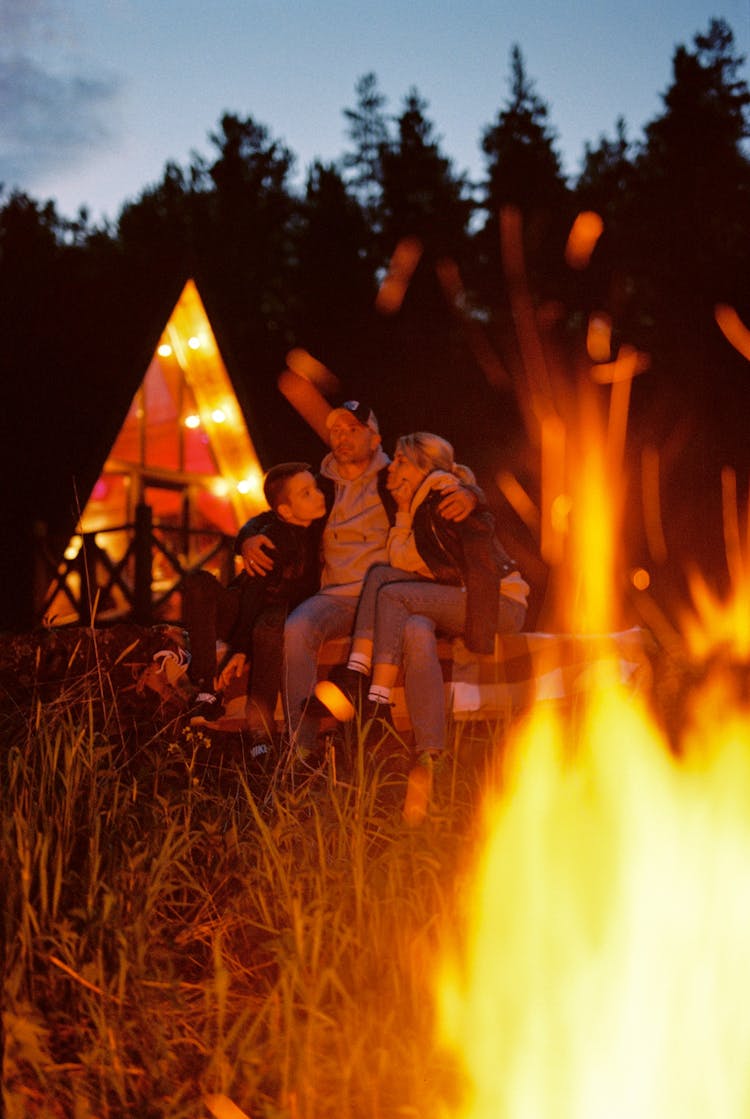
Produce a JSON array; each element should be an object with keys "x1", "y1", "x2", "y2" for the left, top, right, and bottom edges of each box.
[
  {"x1": 436, "y1": 482, "x2": 477, "y2": 522},
  {"x1": 215, "y1": 652, "x2": 247, "y2": 692},
  {"x1": 240, "y1": 534, "x2": 276, "y2": 576}
]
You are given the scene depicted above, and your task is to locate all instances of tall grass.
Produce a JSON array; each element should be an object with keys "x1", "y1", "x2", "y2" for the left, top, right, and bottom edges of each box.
[{"x1": 1, "y1": 656, "x2": 505, "y2": 1118}]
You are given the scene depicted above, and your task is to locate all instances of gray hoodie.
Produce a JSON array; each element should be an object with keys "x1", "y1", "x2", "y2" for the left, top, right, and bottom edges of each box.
[{"x1": 319, "y1": 446, "x2": 392, "y2": 596}]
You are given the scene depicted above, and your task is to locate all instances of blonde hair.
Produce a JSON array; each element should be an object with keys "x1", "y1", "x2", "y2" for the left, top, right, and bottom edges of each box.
[{"x1": 396, "y1": 432, "x2": 476, "y2": 485}]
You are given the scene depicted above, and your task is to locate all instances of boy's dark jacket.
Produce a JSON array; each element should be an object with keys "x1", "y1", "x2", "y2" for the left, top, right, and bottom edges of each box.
[
  {"x1": 229, "y1": 510, "x2": 321, "y2": 656},
  {"x1": 234, "y1": 465, "x2": 396, "y2": 587}
]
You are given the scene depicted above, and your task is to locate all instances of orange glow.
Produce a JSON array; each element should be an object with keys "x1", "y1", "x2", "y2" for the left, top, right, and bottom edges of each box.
[
  {"x1": 438, "y1": 381, "x2": 750, "y2": 1119},
  {"x1": 313, "y1": 680, "x2": 355, "y2": 722},
  {"x1": 285, "y1": 347, "x2": 339, "y2": 392},
  {"x1": 631, "y1": 566, "x2": 651, "y2": 591},
  {"x1": 402, "y1": 765, "x2": 432, "y2": 827},
  {"x1": 437, "y1": 207, "x2": 750, "y2": 1119},
  {"x1": 641, "y1": 446, "x2": 668, "y2": 564},
  {"x1": 439, "y1": 682, "x2": 750, "y2": 1119},
  {"x1": 540, "y1": 413, "x2": 566, "y2": 567},
  {"x1": 586, "y1": 312, "x2": 612, "y2": 362},
  {"x1": 715, "y1": 303, "x2": 750, "y2": 361},
  {"x1": 565, "y1": 210, "x2": 604, "y2": 269},
  {"x1": 237, "y1": 468, "x2": 264, "y2": 501},
  {"x1": 549, "y1": 491, "x2": 572, "y2": 534},
  {"x1": 53, "y1": 279, "x2": 268, "y2": 621},
  {"x1": 278, "y1": 369, "x2": 334, "y2": 445},
  {"x1": 590, "y1": 343, "x2": 650, "y2": 384},
  {"x1": 205, "y1": 1094, "x2": 252, "y2": 1119},
  {"x1": 64, "y1": 536, "x2": 82, "y2": 561},
  {"x1": 567, "y1": 391, "x2": 621, "y2": 634},
  {"x1": 495, "y1": 471, "x2": 540, "y2": 534},
  {"x1": 375, "y1": 236, "x2": 423, "y2": 314},
  {"x1": 680, "y1": 468, "x2": 750, "y2": 663}
]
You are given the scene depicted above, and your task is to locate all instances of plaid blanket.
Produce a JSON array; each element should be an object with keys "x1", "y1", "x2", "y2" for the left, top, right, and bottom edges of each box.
[{"x1": 316, "y1": 627, "x2": 654, "y2": 729}]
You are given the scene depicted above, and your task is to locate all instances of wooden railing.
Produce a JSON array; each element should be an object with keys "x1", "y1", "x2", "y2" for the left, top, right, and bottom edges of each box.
[{"x1": 37, "y1": 503, "x2": 236, "y2": 627}]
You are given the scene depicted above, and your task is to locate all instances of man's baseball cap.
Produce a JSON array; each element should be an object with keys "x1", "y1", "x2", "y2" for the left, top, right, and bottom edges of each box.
[{"x1": 325, "y1": 400, "x2": 379, "y2": 433}]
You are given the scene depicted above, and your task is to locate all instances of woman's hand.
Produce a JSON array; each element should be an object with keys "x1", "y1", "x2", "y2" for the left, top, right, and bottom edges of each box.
[
  {"x1": 240, "y1": 534, "x2": 275, "y2": 576},
  {"x1": 387, "y1": 450, "x2": 425, "y2": 512},
  {"x1": 388, "y1": 475, "x2": 414, "y2": 513}
]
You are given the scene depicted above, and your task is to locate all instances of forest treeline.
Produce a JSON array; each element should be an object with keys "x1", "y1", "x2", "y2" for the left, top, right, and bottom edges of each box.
[{"x1": 1, "y1": 19, "x2": 749, "y2": 628}]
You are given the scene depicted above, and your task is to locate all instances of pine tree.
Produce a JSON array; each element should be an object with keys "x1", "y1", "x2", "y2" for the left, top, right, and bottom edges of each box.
[
  {"x1": 475, "y1": 45, "x2": 570, "y2": 304},
  {"x1": 379, "y1": 87, "x2": 473, "y2": 259},
  {"x1": 341, "y1": 73, "x2": 390, "y2": 230}
]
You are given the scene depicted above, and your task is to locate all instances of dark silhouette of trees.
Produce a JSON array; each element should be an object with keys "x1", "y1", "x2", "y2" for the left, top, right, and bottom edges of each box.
[
  {"x1": 378, "y1": 88, "x2": 474, "y2": 261},
  {"x1": 2, "y1": 21, "x2": 750, "y2": 627},
  {"x1": 290, "y1": 159, "x2": 375, "y2": 376},
  {"x1": 341, "y1": 72, "x2": 389, "y2": 234},
  {"x1": 475, "y1": 45, "x2": 571, "y2": 304}
]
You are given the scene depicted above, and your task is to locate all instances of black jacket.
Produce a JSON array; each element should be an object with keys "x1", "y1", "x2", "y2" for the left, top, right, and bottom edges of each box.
[
  {"x1": 410, "y1": 485, "x2": 518, "y2": 654},
  {"x1": 230, "y1": 511, "x2": 322, "y2": 655}
]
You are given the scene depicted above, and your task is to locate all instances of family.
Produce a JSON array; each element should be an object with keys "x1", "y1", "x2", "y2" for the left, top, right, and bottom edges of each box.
[{"x1": 187, "y1": 399, "x2": 530, "y2": 766}]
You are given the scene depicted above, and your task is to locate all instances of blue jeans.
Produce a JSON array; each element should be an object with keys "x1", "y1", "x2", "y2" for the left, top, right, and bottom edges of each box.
[
  {"x1": 282, "y1": 592, "x2": 358, "y2": 748},
  {"x1": 376, "y1": 580, "x2": 527, "y2": 754},
  {"x1": 353, "y1": 564, "x2": 429, "y2": 644}
]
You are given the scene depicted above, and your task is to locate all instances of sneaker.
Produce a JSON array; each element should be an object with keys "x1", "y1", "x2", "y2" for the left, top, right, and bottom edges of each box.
[
  {"x1": 414, "y1": 748, "x2": 450, "y2": 776},
  {"x1": 331, "y1": 664, "x2": 371, "y2": 706},
  {"x1": 189, "y1": 692, "x2": 225, "y2": 726}
]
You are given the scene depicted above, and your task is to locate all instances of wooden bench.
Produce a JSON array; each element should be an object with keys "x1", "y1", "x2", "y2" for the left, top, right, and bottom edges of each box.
[{"x1": 223, "y1": 627, "x2": 654, "y2": 731}]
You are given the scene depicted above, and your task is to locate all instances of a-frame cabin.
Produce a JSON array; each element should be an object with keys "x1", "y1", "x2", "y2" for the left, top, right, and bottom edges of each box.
[{"x1": 41, "y1": 279, "x2": 267, "y2": 625}]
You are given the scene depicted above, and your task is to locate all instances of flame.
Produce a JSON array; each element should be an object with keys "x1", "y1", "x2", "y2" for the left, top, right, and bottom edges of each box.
[
  {"x1": 439, "y1": 678, "x2": 750, "y2": 1119},
  {"x1": 435, "y1": 211, "x2": 750, "y2": 1113},
  {"x1": 438, "y1": 476, "x2": 750, "y2": 1117},
  {"x1": 681, "y1": 467, "x2": 750, "y2": 662}
]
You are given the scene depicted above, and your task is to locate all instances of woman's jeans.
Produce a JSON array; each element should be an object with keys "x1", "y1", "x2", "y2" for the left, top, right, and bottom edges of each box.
[
  {"x1": 359, "y1": 565, "x2": 526, "y2": 754},
  {"x1": 352, "y1": 564, "x2": 428, "y2": 645}
]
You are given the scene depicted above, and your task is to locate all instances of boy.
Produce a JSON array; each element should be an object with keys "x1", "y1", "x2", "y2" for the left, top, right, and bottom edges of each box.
[{"x1": 185, "y1": 462, "x2": 325, "y2": 749}]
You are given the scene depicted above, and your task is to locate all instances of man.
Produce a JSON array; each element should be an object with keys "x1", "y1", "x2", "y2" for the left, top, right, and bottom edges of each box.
[{"x1": 240, "y1": 400, "x2": 475, "y2": 753}]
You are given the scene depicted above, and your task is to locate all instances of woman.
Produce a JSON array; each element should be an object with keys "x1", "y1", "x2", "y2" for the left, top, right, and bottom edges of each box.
[{"x1": 314, "y1": 432, "x2": 529, "y2": 759}]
